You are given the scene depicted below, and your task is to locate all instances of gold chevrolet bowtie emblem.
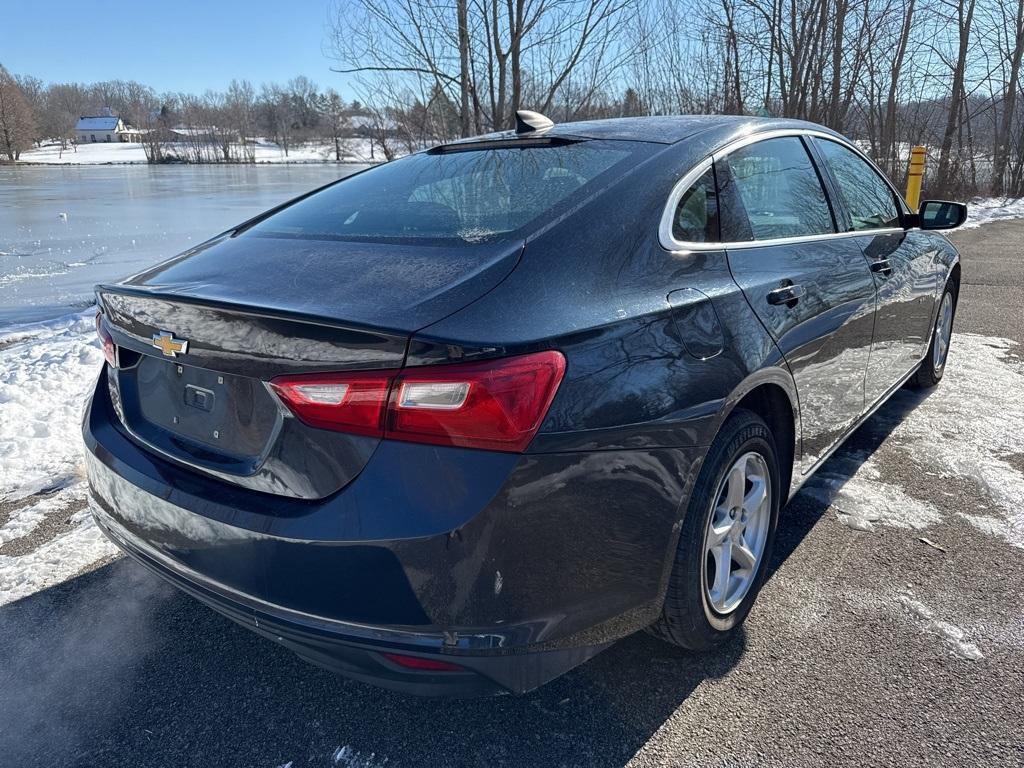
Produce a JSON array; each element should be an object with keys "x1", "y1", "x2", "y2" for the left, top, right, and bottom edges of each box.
[{"x1": 151, "y1": 331, "x2": 188, "y2": 358}]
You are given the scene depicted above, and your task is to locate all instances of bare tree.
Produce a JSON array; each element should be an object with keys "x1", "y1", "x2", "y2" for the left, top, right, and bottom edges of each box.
[
  {"x1": 935, "y1": 0, "x2": 978, "y2": 192},
  {"x1": 0, "y1": 66, "x2": 37, "y2": 161},
  {"x1": 328, "y1": 0, "x2": 637, "y2": 137},
  {"x1": 990, "y1": 0, "x2": 1024, "y2": 195}
]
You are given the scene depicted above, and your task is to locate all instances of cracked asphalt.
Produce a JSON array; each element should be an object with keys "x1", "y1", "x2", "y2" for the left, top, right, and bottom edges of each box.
[{"x1": 1, "y1": 221, "x2": 1022, "y2": 768}]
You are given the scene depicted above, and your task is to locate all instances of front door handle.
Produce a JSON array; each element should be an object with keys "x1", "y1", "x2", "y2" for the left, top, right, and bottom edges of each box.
[
  {"x1": 766, "y1": 283, "x2": 805, "y2": 307},
  {"x1": 869, "y1": 259, "x2": 893, "y2": 276}
]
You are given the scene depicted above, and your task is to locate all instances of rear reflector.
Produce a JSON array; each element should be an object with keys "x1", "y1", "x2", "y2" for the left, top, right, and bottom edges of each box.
[
  {"x1": 95, "y1": 311, "x2": 116, "y2": 367},
  {"x1": 381, "y1": 652, "x2": 466, "y2": 672},
  {"x1": 269, "y1": 350, "x2": 566, "y2": 453}
]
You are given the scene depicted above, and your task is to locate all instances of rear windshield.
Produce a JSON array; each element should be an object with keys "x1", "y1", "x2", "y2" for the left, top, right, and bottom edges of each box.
[{"x1": 246, "y1": 140, "x2": 654, "y2": 244}]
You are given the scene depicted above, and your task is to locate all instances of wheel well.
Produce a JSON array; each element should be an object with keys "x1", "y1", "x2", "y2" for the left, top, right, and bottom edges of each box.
[
  {"x1": 948, "y1": 262, "x2": 961, "y2": 295},
  {"x1": 733, "y1": 384, "x2": 796, "y2": 499}
]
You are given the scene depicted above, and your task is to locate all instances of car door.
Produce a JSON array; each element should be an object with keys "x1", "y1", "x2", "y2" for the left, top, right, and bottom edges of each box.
[
  {"x1": 809, "y1": 136, "x2": 938, "y2": 404},
  {"x1": 718, "y1": 135, "x2": 877, "y2": 471}
]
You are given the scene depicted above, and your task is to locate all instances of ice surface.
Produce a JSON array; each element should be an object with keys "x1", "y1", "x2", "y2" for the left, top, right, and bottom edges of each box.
[{"x1": 0, "y1": 164, "x2": 367, "y2": 327}]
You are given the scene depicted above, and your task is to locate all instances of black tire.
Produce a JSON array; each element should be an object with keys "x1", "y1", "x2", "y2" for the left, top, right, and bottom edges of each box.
[
  {"x1": 911, "y1": 280, "x2": 958, "y2": 389},
  {"x1": 648, "y1": 408, "x2": 781, "y2": 651}
]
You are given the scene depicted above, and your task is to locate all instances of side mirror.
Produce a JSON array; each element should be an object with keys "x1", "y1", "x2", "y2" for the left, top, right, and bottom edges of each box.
[{"x1": 917, "y1": 200, "x2": 967, "y2": 230}]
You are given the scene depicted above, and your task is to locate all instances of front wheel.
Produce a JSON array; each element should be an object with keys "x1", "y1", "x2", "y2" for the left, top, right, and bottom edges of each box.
[
  {"x1": 648, "y1": 408, "x2": 781, "y2": 650},
  {"x1": 912, "y1": 282, "x2": 957, "y2": 388}
]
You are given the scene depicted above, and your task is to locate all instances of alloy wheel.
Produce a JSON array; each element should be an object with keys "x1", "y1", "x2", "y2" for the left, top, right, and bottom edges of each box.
[
  {"x1": 933, "y1": 291, "x2": 954, "y2": 372},
  {"x1": 702, "y1": 451, "x2": 772, "y2": 615}
]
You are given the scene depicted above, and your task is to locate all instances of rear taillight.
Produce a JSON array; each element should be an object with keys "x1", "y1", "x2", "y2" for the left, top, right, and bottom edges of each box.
[
  {"x1": 389, "y1": 351, "x2": 566, "y2": 452},
  {"x1": 269, "y1": 370, "x2": 393, "y2": 438},
  {"x1": 269, "y1": 350, "x2": 566, "y2": 453},
  {"x1": 95, "y1": 311, "x2": 116, "y2": 367}
]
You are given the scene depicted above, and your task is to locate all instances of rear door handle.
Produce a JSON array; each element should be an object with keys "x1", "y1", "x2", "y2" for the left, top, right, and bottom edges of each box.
[
  {"x1": 869, "y1": 259, "x2": 893, "y2": 275},
  {"x1": 766, "y1": 283, "x2": 805, "y2": 306}
]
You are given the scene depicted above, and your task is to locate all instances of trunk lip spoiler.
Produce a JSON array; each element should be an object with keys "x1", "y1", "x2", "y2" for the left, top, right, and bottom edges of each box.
[{"x1": 95, "y1": 282, "x2": 414, "y2": 338}]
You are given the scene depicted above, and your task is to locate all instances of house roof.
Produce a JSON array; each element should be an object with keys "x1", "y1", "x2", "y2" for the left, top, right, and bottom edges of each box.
[{"x1": 76, "y1": 116, "x2": 122, "y2": 131}]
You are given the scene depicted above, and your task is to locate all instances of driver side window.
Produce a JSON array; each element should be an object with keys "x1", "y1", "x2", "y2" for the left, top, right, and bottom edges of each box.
[{"x1": 815, "y1": 138, "x2": 901, "y2": 231}]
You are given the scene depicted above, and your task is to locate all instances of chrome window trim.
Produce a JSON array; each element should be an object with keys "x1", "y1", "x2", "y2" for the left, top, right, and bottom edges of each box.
[{"x1": 659, "y1": 128, "x2": 910, "y2": 253}]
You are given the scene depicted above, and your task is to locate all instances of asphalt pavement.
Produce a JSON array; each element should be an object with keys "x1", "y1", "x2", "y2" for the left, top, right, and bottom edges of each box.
[{"x1": 1, "y1": 221, "x2": 1022, "y2": 768}]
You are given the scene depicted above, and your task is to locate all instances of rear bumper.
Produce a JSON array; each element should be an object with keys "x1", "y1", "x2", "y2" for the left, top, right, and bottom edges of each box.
[
  {"x1": 90, "y1": 496, "x2": 600, "y2": 696},
  {"x1": 84, "y1": 370, "x2": 701, "y2": 695}
]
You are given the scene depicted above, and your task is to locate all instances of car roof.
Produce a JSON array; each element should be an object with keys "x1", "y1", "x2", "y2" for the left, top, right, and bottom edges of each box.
[{"x1": 440, "y1": 115, "x2": 841, "y2": 148}]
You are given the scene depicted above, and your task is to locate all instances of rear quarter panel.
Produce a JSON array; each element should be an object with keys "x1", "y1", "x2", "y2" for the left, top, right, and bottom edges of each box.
[{"x1": 409, "y1": 139, "x2": 799, "y2": 634}]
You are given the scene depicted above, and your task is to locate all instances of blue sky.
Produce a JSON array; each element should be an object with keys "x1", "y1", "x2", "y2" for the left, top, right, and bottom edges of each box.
[{"x1": 2, "y1": 0, "x2": 351, "y2": 95}]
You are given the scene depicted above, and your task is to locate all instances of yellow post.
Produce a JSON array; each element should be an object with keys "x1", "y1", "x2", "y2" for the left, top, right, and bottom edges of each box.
[{"x1": 905, "y1": 145, "x2": 927, "y2": 211}]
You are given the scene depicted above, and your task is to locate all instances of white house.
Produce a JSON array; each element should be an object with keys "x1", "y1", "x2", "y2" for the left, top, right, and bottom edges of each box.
[{"x1": 75, "y1": 114, "x2": 142, "y2": 143}]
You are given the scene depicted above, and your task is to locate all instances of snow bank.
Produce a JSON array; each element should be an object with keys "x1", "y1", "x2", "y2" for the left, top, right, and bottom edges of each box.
[
  {"x1": 961, "y1": 197, "x2": 1024, "y2": 229},
  {"x1": 0, "y1": 309, "x2": 119, "y2": 604},
  {"x1": 0, "y1": 309, "x2": 102, "y2": 502}
]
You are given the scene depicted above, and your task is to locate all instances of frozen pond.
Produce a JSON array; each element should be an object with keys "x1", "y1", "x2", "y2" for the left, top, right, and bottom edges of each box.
[{"x1": 0, "y1": 164, "x2": 368, "y2": 327}]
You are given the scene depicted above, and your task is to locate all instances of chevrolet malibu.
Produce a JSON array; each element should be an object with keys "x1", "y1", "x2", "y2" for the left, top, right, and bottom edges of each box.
[{"x1": 85, "y1": 113, "x2": 966, "y2": 696}]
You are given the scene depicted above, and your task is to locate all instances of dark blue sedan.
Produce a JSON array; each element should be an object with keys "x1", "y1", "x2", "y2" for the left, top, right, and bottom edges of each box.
[{"x1": 85, "y1": 113, "x2": 965, "y2": 696}]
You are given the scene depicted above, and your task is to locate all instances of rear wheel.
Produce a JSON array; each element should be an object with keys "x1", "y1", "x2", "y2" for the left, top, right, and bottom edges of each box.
[
  {"x1": 912, "y1": 281, "x2": 957, "y2": 388},
  {"x1": 649, "y1": 409, "x2": 781, "y2": 650}
]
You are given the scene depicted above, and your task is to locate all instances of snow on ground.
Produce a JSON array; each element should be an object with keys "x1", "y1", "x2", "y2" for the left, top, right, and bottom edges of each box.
[
  {"x1": 18, "y1": 138, "x2": 385, "y2": 165},
  {"x1": 962, "y1": 197, "x2": 1024, "y2": 229},
  {"x1": 0, "y1": 506, "x2": 117, "y2": 606},
  {"x1": 799, "y1": 333, "x2": 1024, "y2": 548},
  {"x1": 800, "y1": 453, "x2": 942, "y2": 533},
  {"x1": 0, "y1": 309, "x2": 119, "y2": 604},
  {"x1": 897, "y1": 593, "x2": 985, "y2": 660},
  {"x1": 0, "y1": 309, "x2": 103, "y2": 502},
  {"x1": 0, "y1": 484, "x2": 85, "y2": 547}
]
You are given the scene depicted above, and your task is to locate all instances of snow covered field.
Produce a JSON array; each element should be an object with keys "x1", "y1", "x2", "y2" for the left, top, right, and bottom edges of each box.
[{"x1": 18, "y1": 138, "x2": 384, "y2": 165}]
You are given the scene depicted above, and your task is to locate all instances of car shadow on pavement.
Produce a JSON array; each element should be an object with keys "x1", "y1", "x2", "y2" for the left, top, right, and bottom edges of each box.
[{"x1": 0, "y1": 555, "x2": 746, "y2": 768}]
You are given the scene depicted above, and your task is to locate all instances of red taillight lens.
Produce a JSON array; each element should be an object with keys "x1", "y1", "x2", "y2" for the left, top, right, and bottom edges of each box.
[
  {"x1": 389, "y1": 350, "x2": 566, "y2": 452},
  {"x1": 269, "y1": 370, "x2": 394, "y2": 437},
  {"x1": 381, "y1": 652, "x2": 465, "y2": 672},
  {"x1": 95, "y1": 311, "x2": 116, "y2": 367},
  {"x1": 269, "y1": 350, "x2": 566, "y2": 453}
]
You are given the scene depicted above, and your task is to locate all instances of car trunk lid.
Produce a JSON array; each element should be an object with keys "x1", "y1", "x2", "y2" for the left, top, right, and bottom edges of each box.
[{"x1": 96, "y1": 234, "x2": 522, "y2": 499}]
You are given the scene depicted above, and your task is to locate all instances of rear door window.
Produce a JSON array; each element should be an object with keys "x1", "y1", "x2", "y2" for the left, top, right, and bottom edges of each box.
[
  {"x1": 814, "y1": 138, "x2": 902, "y2": 231},
  {"x1": 718, "y1": 137, "x2": 835, "y2": 242},
  {"x1": 247, "y1": 140, "x2": 652, "y2": 244}
]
